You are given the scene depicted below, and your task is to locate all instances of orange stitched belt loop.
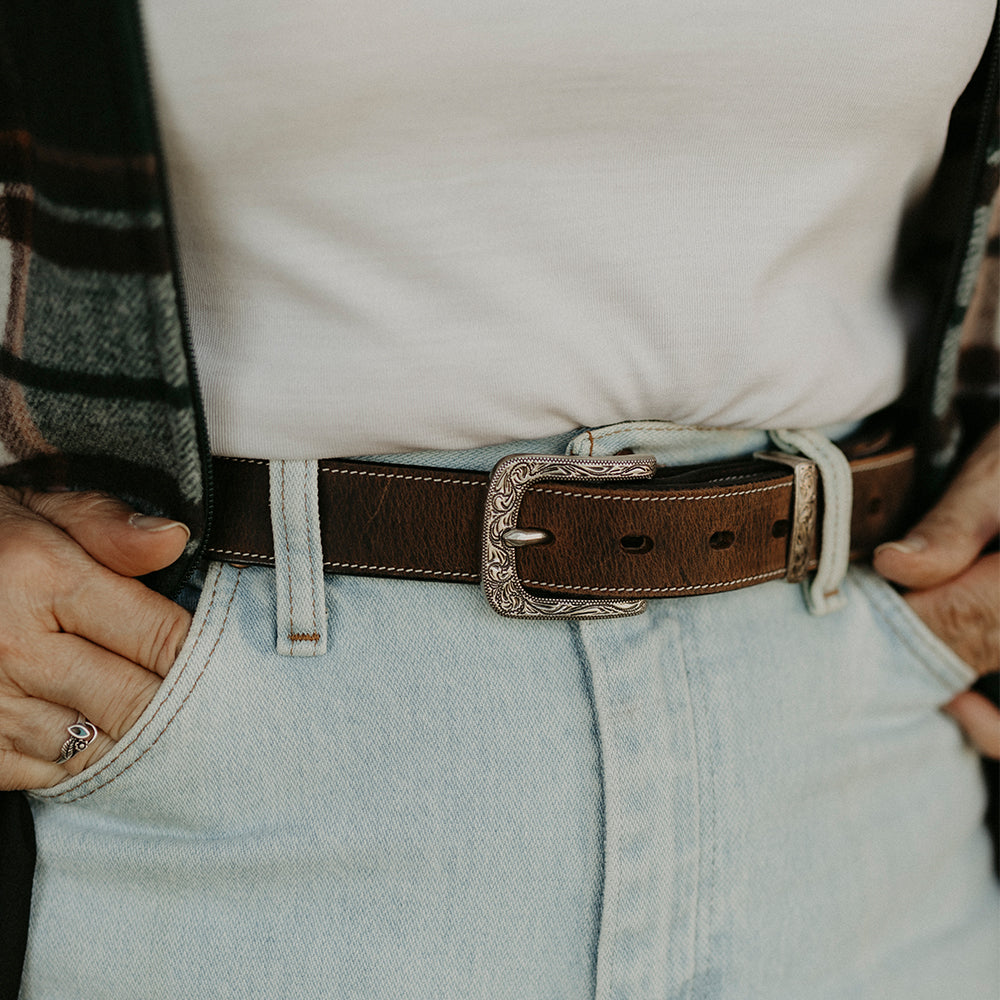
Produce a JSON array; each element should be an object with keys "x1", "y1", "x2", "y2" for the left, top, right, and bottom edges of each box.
[{"x1": 268, "y1": 460, "x2": 329, "y2": 656}]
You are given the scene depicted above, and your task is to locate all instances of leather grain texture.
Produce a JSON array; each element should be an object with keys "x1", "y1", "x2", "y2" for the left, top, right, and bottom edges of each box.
[{"x1": 207, "y1": 445, "x2": 916, "y2": 600}]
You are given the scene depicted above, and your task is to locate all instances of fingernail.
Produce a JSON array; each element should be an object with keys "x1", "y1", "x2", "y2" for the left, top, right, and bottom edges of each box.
[
  {"x1": 129, "y1": 514, "x2": 191, "y2": 540},
  {"x1": 875, "y1": 535, "x2": 928, "y2": 557}
]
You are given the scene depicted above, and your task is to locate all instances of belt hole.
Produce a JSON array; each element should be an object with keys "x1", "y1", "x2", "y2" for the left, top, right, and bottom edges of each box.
[
  {"x1": 866, "y1": 496, "x2": 883, "y2": 515},
  {"x1": 621, "y1": 534, "x2": 654, "y2": 554},
  {"x1": 771, "y1": 519, "x2": 791, "y2": 539},
  {"x1": 709, "y1": 530, "x2": 735, "y2": 550}
]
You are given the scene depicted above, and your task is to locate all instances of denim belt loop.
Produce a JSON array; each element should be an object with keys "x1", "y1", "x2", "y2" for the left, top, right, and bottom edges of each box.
[
  {"x1": 268, "y1": 459, "x2": 329, "y2": 656},
  {"x1": 768, "y1": 428, "x2": 852, "y2": 616}
]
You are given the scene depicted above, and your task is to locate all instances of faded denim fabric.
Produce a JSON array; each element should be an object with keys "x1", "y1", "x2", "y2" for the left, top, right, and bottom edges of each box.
[{"x1": 22, "y1": 423, "x2": 998, "y2": 999}]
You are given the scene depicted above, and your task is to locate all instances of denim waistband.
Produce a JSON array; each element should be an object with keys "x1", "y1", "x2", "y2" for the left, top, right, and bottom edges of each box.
[{"x1": 350, "y1": 417, "x2": 863, "y2": 472}]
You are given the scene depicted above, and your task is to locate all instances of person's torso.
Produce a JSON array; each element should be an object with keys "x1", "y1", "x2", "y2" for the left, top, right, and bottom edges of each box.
[{"x1": 143, "y1": 0, "x2": 994, "y2": 457}]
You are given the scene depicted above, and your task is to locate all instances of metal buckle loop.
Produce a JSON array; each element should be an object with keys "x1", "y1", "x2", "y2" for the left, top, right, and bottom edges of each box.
[
  {"x1": 752, "y1": 451, "x2": 819, "y2": 584},
  {"x1": 481, "y1": 453, "x2": 656, "y2": 619}
]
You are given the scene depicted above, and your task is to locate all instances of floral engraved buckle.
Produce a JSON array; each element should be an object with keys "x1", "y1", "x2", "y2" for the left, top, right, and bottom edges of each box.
[
  {"x1": 480, "y1": 453, "x2": 656, "y2": 619},
  {"x1": 752, "y1": 451, "x2": 819, "y2": 583}
]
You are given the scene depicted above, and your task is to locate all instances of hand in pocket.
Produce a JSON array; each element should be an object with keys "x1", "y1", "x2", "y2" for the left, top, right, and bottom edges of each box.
[
  {"x1": 0, "y1": 488, "x2": 192, "y2": 789},
  {"x1": 874, "y1": 426, "x2": 999, "y2": 757}
]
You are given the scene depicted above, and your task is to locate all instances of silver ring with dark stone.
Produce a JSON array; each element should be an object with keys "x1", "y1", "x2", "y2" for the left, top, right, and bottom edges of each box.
[{"x1": 55, "y1": 719, "x2": 98, "y2": 764}]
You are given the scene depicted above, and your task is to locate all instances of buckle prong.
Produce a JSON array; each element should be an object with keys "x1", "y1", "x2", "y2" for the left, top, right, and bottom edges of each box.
[
  {"x1": 481, "y1": 453, "x2": 656, "y2": 619},
  {"x1": 501, "y1": 527, "x2": 554, "y2": 548}
]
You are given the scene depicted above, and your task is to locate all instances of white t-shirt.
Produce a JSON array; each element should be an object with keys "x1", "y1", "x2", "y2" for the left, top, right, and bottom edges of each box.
[{"x1": 143, "y1": 0, "x2": 994, "y2": 458}]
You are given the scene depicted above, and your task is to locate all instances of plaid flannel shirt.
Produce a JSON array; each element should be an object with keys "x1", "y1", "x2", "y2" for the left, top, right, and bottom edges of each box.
[
  {"x1": 0, "y1": 1, "x2": 208, "y2": 598},
  {"x1": 0, "y1": 3, "x2": 996, "y2": 993}
]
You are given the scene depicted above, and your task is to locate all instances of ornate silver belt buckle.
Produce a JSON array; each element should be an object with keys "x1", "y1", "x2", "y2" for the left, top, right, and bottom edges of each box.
[{"x1": 480, "y1": 453, "x2": 656, "y2": 619}]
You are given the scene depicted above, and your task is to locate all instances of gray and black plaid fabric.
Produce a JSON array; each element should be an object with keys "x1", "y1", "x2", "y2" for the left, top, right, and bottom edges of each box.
[
  {"x1": 900, "y1": 15, "x2": 999, "y2": 492},
  {"x1": 0, "y1": 0, "x2": 209, "y2": 598}
]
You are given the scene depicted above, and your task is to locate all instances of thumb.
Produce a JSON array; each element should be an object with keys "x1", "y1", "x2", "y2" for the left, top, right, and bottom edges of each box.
[
  {"x1": 944, "y1": 690, "x2": 1000, "y2": 758},
  {"x1": 873, "y1": 426, "x2": 999, "y2": 590},
  {"x1": 16, "y1": 489, "x2": 190, "y2": 578}
]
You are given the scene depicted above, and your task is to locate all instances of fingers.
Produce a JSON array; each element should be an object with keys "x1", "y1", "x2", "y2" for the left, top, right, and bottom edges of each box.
[
  {"x1": 0, "y1": 488, "x2": 193, "y2": 792},
  {"x1": 873, "y1": 426, "x2": 999, "y2": 590},
  {"x1": 0, "y1": 700, "x2": 115, "y2": 776},
  {"x1": 872, "y1": 429, "x2": 1000, "y2": 753},
  {"x1": 0, "y1": 632, "x2": 168, "y2": 792},
  {"x1": 52, "y1": 567, "x2": 192, "y2": 677},
  {"x1": 0, "y1": 510, "x2": 192, "y2": 677},
  {"x1": 3, "y1": 486, "x2": 190, "y2": 579},
  {"x1": 0, "y1": 719, "x2": 117, "y2": 792},
  {"x1": 0, "y1": 746, "x2": 70, "y2": 792},
  {"x1": 11, "y1": 633, "x2": 166, "y2": 740},
  {"x1": 945, "y1": 691, "x2": 1000, "y2": 758},
  {"x1": 902, "y1": 552, "x2": 999, "y2": 678}
]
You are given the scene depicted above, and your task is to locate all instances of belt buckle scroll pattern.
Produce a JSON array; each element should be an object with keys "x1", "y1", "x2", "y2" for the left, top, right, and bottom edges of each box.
[{"x1": 480, "y1": 453, "x2": 657, "y2": 619}]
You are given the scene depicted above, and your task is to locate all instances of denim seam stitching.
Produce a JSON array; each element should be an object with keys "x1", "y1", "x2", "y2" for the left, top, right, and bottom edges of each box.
[
  {"x1": 304, "y1": 463, "x2": 318, "y2": 643},
  {"x1": 824, "y1": 444, "x2": 850, "y2": 599},
  {"x1": 855, "y1": 571, "x2": 975, "y2": 688},
  {"x1": 586, "y1": 423, "x2": 724, "y2": 444},
  {"x1": 280, "y1": 462, "x2": 296, "y2": 640},
  {"x1": 57, "y1": 569, "x2": 243, "y2": 803},
  {"x1": 44, "y1": 566, "x2": 231, "y2": 799},
  {"x1": 679, "y1": 632, "x2": 704, "y2": 999},
  {"x1": 576, "y1": 623, "x2": 621, "y2": 1000}
]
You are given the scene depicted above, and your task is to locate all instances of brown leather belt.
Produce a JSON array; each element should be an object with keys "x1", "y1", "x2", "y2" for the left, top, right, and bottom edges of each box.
[{"x1": 206, "y1": 437, "x2": 916, "y2": 619}]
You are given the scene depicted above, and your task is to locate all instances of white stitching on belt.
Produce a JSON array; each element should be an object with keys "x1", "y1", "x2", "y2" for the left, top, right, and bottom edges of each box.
[
  {"x1": 520, "y1": 568, "x2": 786, "y2": 594},
  {"x1": 207, "y1": 547, "x2": 269, "y2": 560},
  {"x1": 207, "y1": 549, "x2": 478, "y2": 581},
  {"x1": 531, "y1": 482, "x2": 786, "y2": 502},
  {"x1": 323, "y1": 560, "x2": 477, "y2": 579},
  {"x1": 319, "y1": 466, "x2": 485, "y2": 488}
]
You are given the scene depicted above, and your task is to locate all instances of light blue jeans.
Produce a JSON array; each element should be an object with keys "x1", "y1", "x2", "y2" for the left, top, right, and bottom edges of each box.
[{"x1": 23, "y1": 422, "x2": 999, "y2": 999}]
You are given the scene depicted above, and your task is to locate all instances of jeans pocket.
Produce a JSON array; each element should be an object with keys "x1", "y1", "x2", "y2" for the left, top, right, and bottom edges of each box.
[
  {"x1": 849, "y1": 563, "x2": 976, "y2": 703},
  {"x1": 29, "y1": 561, "x2": 242, "y2": 807}
]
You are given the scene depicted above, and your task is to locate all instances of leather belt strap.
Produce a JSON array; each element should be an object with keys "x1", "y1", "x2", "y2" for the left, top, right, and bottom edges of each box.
[{"x1": 205, "y1": 443, "x2": 915, "y2": 602}]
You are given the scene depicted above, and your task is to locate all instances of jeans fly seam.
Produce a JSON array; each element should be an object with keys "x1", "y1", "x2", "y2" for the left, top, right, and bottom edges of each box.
[
  {"x1": 572, "y1": 620, "x2": 618, "y2": 1000},
  {"x1": 679, "y1": 631, "x2": 704, "y2": 999},
  {"x1": 58, "y1": 569, "x2": 243, "y2": 803}
]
